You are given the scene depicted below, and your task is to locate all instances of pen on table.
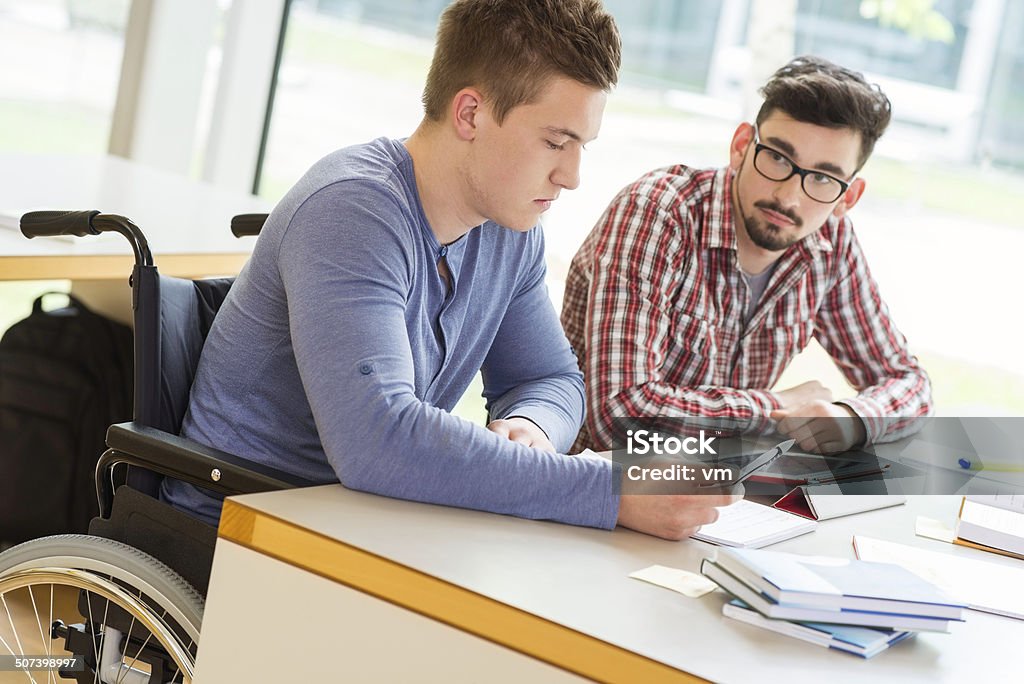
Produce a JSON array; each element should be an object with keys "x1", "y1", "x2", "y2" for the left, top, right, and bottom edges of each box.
[
  {"x1": 807, "y1": 463, "x2": 890, "y2": 485},
  {"x1": 958, "y1": 458, "x2": 1024, "y2": 472}
]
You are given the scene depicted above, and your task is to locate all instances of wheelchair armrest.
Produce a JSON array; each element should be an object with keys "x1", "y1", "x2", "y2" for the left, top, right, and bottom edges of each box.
[{"x1": 99, "y1": 421, "x2": 318, "y2": 518}]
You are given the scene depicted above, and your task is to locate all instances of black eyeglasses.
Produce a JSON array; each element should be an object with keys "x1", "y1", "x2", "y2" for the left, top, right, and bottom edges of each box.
[{"x1": 751, "y1": 128, "x2": 851, "y2": 204}]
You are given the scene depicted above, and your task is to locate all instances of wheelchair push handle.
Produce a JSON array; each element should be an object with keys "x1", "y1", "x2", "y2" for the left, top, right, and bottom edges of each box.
[
  {"x1": 20, "y1": 209, "x2": 102, "y2": 239},
  {"x1": 230, "y1": 213, "x2": 268, "y2": 238},
  {"x1": 22, "y1": 209, "x2": 154, "y2": 268}
]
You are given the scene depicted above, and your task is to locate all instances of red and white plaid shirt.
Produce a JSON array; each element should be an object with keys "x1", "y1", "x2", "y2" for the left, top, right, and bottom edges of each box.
[{"x1": 561, "y1": 165, "x2": 933, "y2": 451}]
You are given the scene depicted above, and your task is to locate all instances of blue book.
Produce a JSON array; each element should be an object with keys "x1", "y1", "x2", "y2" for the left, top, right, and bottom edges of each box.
[
  {"x1": 714, "y1": 547, "x2": 966, "y2": 620},
  {"x1": 700, "y1": 559, "x2": 955, "y2": 632},
  {"x1": 723, "y1": 599, "x2": 915, "y2": 658}
]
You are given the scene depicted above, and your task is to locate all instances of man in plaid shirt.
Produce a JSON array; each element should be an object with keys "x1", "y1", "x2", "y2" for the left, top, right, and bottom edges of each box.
[{"x1": 562, "y1": 55, "x2": 932, "y2": 454}]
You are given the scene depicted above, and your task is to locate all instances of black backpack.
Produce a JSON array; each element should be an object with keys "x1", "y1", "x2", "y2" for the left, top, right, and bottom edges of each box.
[{"x1": 0, "y1": 293, "x2": 133, "y2": 545}]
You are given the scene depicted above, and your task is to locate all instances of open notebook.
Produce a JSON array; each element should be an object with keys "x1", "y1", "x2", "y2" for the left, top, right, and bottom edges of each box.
[{"x1": 692, "y1": 499, "x2": 817, "y2": 548}]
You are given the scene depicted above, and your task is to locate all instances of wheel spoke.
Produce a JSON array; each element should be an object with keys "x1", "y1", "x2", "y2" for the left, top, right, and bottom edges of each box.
[
  {"x1": 84, "y1": 588, "x2": 101, "y2": 684},
  {"x1": 120, "y1": 629, "x2": 154, "y2": 683},
  {"x1": 114, "y1": 590, "x2": 141, "y2": 684},
  {"x1": 1, "y1": 593, "x2": 36, "y2": 683},
  {"x1": 26, "y1": 587, "x2": 49, "y2": 661},
  {"x1": 1, "y1": 593, "x2": 27, "y2": 655},
  {"x1": 0, "y1": 631, "x2": 17, "y2": 655},
  {"x1": 0, "y1": 631, "x2": 38, "y2": 683},
  {"x1": 46, "y1": 584, "x2": 54, "y2": 684},
  {"x1": 96, "y1": 597, "x2": 110, "y2": 684}
]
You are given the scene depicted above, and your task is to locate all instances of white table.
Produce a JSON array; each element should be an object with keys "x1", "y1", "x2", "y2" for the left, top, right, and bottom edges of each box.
[
  {"x1": 0, "y1": 152, "x2": 269, "y2": 279},
  {"x1": 0, "y1": 153, "x2": 269, "y2": 323},
  {"x1": 193, "y1": 488, "x2": 1021, "y2": 682}
]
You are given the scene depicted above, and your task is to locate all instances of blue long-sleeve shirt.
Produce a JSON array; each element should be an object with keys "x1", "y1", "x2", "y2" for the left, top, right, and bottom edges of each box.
[{"x1": 161, "y1": 138, "x2": 618, "y2": 529}]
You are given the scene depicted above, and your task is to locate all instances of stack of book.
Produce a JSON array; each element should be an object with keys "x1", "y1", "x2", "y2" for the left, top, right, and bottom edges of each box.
[
  {"x1": 723, "y1": 600, "x2": 914, "y2": 658},
  {"x1": 701, "y1": 547, "x2": 968, "y2": 658}
]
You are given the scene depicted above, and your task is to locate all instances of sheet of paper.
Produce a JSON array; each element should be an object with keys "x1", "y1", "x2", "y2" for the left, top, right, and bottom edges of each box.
[
  {"x1": 853, "y1": 535, "x2": 1024, "y2": 620},
  {"x1": 629, "y1": 565, "x2": 718, "y2": 598},
  {"x1": 692, "y1": 499, "x2": 816, "y2": 548},
  {"x1": 915, "y1": 515, "x2": 956, "y2": 543}
]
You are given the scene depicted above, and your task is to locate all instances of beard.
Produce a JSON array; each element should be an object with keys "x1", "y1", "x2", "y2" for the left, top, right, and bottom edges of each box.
[{"x1": 743, "y1": 200, "x2": 804, "y2": 252}]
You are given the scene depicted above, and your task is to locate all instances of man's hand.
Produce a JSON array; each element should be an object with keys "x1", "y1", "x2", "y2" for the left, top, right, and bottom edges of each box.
[
  {"x1": 617, "y1": 492, "x2": 742, "y2": 541},
  {"x1": 487, "y1": 417, "x2": 556, "y2": 452},
  {"x1": 774, "y1": 380, "x2": 833, "y2": 408},
  {"x1": 771, "y1": 401, "x2": 866, "y2": 454}
]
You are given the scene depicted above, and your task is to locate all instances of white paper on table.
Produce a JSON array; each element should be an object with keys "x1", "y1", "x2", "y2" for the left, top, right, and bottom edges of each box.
[
  {"x1": 853, "y1": 535, "x2": 1024, "y2": 620},
  {"x1": 915, "y1": 515, "x2": 956, "y2": 543}
]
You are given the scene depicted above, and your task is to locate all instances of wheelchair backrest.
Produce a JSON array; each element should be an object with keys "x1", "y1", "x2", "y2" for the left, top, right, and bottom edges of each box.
[
  {"x1": 155, "y1": 276, "x2": 234, "y2": 434},
  {"x1": 122, "y1": 212, "x2": 266, "y2": 496},
  {"x1": 126, "y1": 270, "x2": 234, "y2": 496},
  {"x1": 129, "y1": 271, "x2": 234, "y2": 437}
]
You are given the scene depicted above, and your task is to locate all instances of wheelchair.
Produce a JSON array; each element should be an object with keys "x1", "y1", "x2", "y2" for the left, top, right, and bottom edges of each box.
[{"x1": 0, "y1": 210, "x2": 314, "y2": 682}]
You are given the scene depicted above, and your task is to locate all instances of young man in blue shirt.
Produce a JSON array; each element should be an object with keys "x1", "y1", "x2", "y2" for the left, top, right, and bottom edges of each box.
[{"x1": 163, "y1": 0, "x2": 737, "y2": 541}]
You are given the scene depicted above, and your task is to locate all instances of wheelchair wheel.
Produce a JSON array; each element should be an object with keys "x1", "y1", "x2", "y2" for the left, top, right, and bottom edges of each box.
[{"x1": 0, "y1": 535, "x2": 203, "y2": 683}]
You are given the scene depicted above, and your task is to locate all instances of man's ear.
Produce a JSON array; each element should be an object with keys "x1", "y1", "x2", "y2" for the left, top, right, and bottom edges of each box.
[
  {"x1": 451, "y1": 88, "x2": 484, "y2": 141},
  {"x1": 833, "y1": 177, "x2": 866, "y2": 218},
  {"x1": 729, "y1": 122, "x2": 755, "y2": 172}
]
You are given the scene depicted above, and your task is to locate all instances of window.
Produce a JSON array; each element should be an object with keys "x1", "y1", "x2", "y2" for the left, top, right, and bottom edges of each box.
[
  {"x1": 795, "y1": 0, "x2": 972, "y2": 89},
  {"x1": 256, "y1": 0, "x2": 1024, "y2": 416},
  {"x1": 979, "y1": 0, "x2": 1024, "y2": 169},
  {"x1": 0, "y1": 0, "x2": 130, "y2": 153},
  {"x1": 0, "y1": 0, "x2": 132, "y2": 331},
  {"x1": 257, "y1": 0, "x2": 433, "y2": 200}
]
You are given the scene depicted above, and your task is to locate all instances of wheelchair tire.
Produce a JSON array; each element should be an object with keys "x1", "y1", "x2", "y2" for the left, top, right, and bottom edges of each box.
[{"x1": 0, "y1": 534, "x2": 204, "y2": 682}]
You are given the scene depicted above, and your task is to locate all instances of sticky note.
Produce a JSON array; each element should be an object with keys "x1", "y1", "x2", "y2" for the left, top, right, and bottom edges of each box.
[{"x1": 629, "y1": 564, "x2": 719, "y2": 598}]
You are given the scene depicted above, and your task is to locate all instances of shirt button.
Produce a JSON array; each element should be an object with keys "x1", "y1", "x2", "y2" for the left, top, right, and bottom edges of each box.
[
  {"x1": 359, "y1": 363, "x2": 373, "y2": 375},
  {"x1": 439, "y1": 246, "x2": 448, "y2": 257}
]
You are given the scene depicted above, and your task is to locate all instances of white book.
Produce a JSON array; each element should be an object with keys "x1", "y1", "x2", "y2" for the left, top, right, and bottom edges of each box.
[
  {"x1": 700, "y1": 559, "x2": 954, "y2": 632},
  {"x1": 691, "y1": 499, "x2": 817, "y2": 549},
  {"x1": 722, "y1": 599, "x2": 914, "y2": 658}
]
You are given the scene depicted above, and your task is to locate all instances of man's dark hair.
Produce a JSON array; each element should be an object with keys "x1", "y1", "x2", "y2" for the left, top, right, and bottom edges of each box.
[
  {"x1": 422, "y1": 0, "x2": 621, "y2": 125},
  {"x1": 756, "y1": 55, "x2": 892, "y2": 171}
]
